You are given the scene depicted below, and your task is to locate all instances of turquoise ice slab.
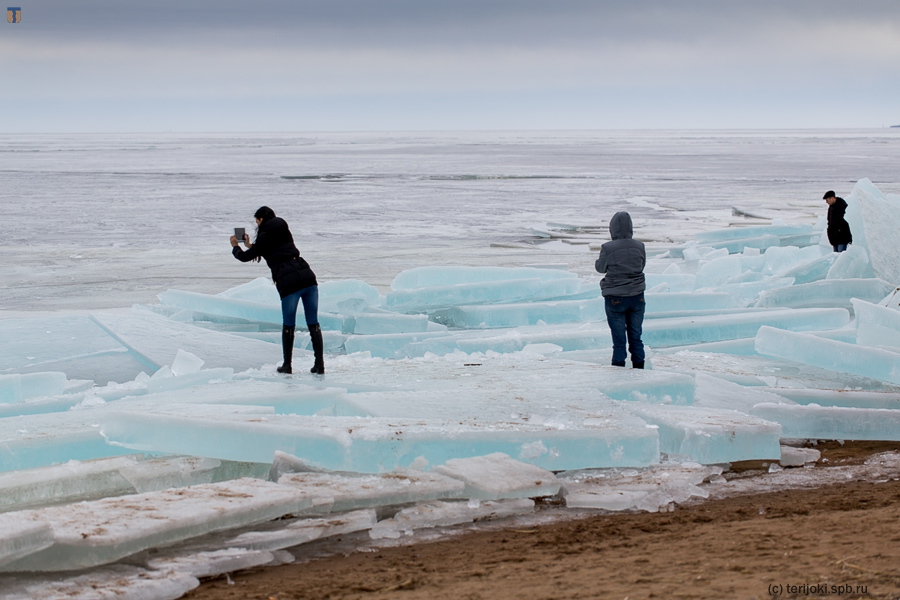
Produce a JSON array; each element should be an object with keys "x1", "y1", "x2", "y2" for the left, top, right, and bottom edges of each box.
[
  {"x1": 711, "y1": 278, "x2": 797, "y2": 303},
  {"x1": 454, "y1": 323, "x2": 610, "y2": 354},
  {"x1": 755, "y1": 278, "x2": 895, "y2": 310},
  {"x1": 654, "y1": 337, "x2": 759, "y2": 356},
  {"x1": 390, "y1": 266, "x2": 577, "y2": 290},
  {"x1": 92, "y1": 312, "x2": 284, "y2": 373},
  {"x1": 751, "y1": 403, "x2": 900, "y2": 441},
  {"x1": 771, "y1": 389, "x2": 900, "y2": 410},
  {"x1": 0, "y1": 411, "x2": 132, "y2": 473},
  {"x1": 625, "y1": 402, "x2": 782, "y2": 464},
  {"x1": 0, "y1": 315, "x2": 144, "y2": 384},
  {"x1": 853, "y1": 298, "x2": 900, "y2": 350},
  {"x1": 328, "y1": 354, "x2": 696, "y2": 417},
  {"x1": 1, "y1": 315, "x2": 125, "y2": 371},
  {"x1": 215, "y1": 276, "x2": 281, "y2": 302},
  {"x1": 341, "y1": 373, "x2": 695, "y2": 415},
  {"x1": 0, "y1": 373, "x2": 67, "y2": 404},
  {"x1": 343, "y1": 330, "x2": 458, "y2": 358},
  {"x1": 455, "y1": 308, "x2": 849, "y2": 354},
  {"x1": 696, "y1": 234, "x2": 782, "y2": 254},
  {"x1": 433, "y1": 453, "x2": 561, "y2": 500},
  {"x1": 780, "y1": 253, "x2": 838, "y2": 285},
  {"x1": 646, "y1": 292, "x2": 743, "y2": 313},
  {"x1": 386, "y1": 277, "x2": 583, "y2": 313},
  {"x1": 695, "y1": 223, "x2": 815, "y2": 243},
  {"x1": 643, "y1": 307, "x2": 850, "y2": 348},
  {"x1": 0, "y1": 393, "x2": 91, "y2": 419},
  {"x1": 215, "y1": 276, "x2": 384, "y2": 313},
  {"x1": 158, "y1": 289, "x2": 283, "y2": 325},
  {"x1": 853, "y1": 177, "x2": 900, "y2": 285},
  {"x1": 99, "y1": 410, "x2": 660, "y2": 472},
  {"x1": 345, "y1": 312, "x2": 430, "y2": 335},
  {"x1": 825, "y1": 246, "x2": 875, "y2": 279},
  {"x1": 430, "y1": 292, "x2": 743, "y2": 330},
  {"x1": 645, "y1": 272, "x2": 696, "y2": 292},
  {"x1": 755, "y1": 326, "x2": 900, "y2": 386},
  {"x1": 120, "y1": 379, "x2": 363, "y2": 417},
  {"x1": 431, "y1": 299, "x2": 602, "y2": 329}
]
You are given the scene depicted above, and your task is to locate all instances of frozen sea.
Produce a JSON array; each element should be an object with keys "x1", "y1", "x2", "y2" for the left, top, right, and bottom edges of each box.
[
  {"x1": 2, "y1": 130, "x2": 900, "y2": 599},
  {"x1": 3, "y1": 129, "x2": 899, "y2": 312}
]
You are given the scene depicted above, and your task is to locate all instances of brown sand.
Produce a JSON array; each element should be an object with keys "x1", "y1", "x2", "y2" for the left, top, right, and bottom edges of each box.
[{"x1": 183, "y1": 442, "x2": 900, "y2": 600}]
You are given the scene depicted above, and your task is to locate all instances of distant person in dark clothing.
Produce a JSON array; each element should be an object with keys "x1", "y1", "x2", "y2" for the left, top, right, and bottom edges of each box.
[
  {"x1": 823, "y1": 190, "x2": 852, "y2": 253},
  {"x1": 230, "y1": 206, "x2": 324, "y2": 375},
  {"x1": 595, "y1": 211, "x2": 646, "y2": 368}
]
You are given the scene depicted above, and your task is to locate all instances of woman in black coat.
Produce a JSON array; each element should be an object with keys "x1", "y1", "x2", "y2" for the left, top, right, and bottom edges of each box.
[{"x1": 230, "y1": 206, "x2": 324, "y2": 374}]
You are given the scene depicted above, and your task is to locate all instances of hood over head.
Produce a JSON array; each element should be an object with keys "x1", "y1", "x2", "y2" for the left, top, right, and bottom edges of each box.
[{"x1": 609, "y1": 211, "x2": 634, "y2": 240}]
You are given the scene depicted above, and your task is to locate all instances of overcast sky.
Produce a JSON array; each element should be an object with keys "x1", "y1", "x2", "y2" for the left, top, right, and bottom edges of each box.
[{"x1": 2, "y1": 0, "x2": 899, "y2": 132}]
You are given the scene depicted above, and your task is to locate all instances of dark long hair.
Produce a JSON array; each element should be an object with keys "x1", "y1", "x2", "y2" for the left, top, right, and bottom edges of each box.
[
  {"x1": 251, "y1": 206, "x2": 277, "y2": 262},
  {"x1": 254, "y1": 206, "x2": 276, "y2": 222}
]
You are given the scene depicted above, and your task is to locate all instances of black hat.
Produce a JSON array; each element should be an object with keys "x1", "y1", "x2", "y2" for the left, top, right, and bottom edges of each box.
[{"x1": 823, "y1": 190, "x2": 836, "y2": 199}]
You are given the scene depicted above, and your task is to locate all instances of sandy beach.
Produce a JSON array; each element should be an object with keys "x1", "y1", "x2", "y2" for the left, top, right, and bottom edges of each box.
[{"x1": 183, "y1": 442, "x2": 900, "y2": 600}]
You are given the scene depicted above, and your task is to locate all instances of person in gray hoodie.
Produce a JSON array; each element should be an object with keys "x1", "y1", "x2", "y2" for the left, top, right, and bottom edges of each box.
[{"x1": 595, "y1": 211, "x2": 646, "y2": 368}]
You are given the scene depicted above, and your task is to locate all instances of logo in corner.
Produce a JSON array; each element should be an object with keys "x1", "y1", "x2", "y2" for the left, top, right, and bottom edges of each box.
[{"x1": 7, "y1": 6, "x2": 21, "y2": 23}]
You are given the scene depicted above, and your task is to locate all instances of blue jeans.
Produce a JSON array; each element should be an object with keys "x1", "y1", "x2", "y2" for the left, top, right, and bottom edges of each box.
[
  {"x1": 605, "y1": 293, "x2": 645, "y2": 366},
  {"x1": 833, "y1": 244, "x2": 848, "y2": 253},
  {"x1": 281, "y1": 285, "x2": 319, "y2": 328}
]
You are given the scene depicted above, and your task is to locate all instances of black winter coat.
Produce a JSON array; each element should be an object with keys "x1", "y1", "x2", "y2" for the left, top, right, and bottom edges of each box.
[
  {"x1": 232, "y1": 217, "x2": 317, "y2": 298},
  {"x1": 826, "y1": 197, "x2": 852, "y2": 246}
]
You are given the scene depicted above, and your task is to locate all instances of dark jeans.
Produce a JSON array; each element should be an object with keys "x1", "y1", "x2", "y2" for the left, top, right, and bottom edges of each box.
[
  {"x1": 281, "y1": 285, "x2": 319, "y2": 328},
  {"x1": 833, "y1": 244, "x2": 848, "y2": 253},
  {"x1": 605, "y1": 293, "x2": 645, "y2": 366}
]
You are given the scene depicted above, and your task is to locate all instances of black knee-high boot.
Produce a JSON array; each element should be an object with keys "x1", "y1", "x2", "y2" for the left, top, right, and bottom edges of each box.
[
  {"x1": 309, "y1": 323, "x2": 325, "y2": 374},
  {"x1": 277, "y1": 325, "x2": 295, "y2": 374}
]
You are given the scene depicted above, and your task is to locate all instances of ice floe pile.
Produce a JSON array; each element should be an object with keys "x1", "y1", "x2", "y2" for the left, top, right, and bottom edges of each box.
[{"x1": 2, "y1": 179, "x2": 900, "y2": 599}]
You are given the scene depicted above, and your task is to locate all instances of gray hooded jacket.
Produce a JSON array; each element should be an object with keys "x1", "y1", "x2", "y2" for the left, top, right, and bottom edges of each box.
[{"x1": 595, "y1": 212, "x2": 646, "y2": 297}]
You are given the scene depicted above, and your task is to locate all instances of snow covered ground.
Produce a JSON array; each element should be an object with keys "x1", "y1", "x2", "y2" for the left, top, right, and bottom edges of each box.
[{"x1": 2, "y1": 130, "x2": 900, "y2": 599}]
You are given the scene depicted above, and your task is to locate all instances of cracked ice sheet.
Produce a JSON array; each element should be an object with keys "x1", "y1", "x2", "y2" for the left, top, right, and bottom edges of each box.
[
  {"x1": 0, "y1": 411, "x2": 131, "y2": 473},
  {"x1": 755, "y1": 326, "x2": 900, "y2": 387},
  {"x1": 92, "y1": 312, "x2": 285, "y2": 376},
  {"x1": 433, "y1": 453, "x2": 561, "y2": 500},
  {"x1": 109, "y1": 378, "x2": 359, "y2": 417},
  {"x1": 0, "y1": 455, "x2": 141, "y2": 513},
  {"x1": 99, "y1": 408, "x2": 660, "y2": 473},
  {"x1": 0, "y1": 514, "x2": 53, "y2": 568},
  {"x1": 216, "y1": 509, "x2": 378, "y2": 552},
  {"x1": 369, "y1": 499, "x2": 535, "y2": 539},
  {"x1": 145, "y1": 547, "x2": 288, "y2": 579},
  {"x1": 751, "y1": 403, "x2": 900, "y2": 441},
  {"x1": 140, "y1": 513, "x2": 378, "y2": 570},
  {"x1": 277, "y1": 471, "x2": 466, "y2": 512},
  {"x1": 0, "y1": 565, "x2": 199, "y2": 600},
  {"x1": 0, "y1": 478, "x2": 313, "y2": 573},
  {"x1": 651, "y1": 350, "x2": 900, "y2": 392},
  {"x1": 559, "y1": 461, "x2": 723, "y2": 512},
  {"x1": 624, "y1": 402, "x2": 782, "y2": 464},
  {"x1": 318, "y1": 351, "x2": 696, "y2": 418}
]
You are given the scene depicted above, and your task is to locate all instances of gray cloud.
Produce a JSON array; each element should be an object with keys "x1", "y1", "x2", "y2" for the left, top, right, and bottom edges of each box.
[
  {"x1": 20, "y1": 1, "x2": 900, "y2": 45},
  {"x1": 3, "y1": 1, "x2": 899, "y2": 130}
]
